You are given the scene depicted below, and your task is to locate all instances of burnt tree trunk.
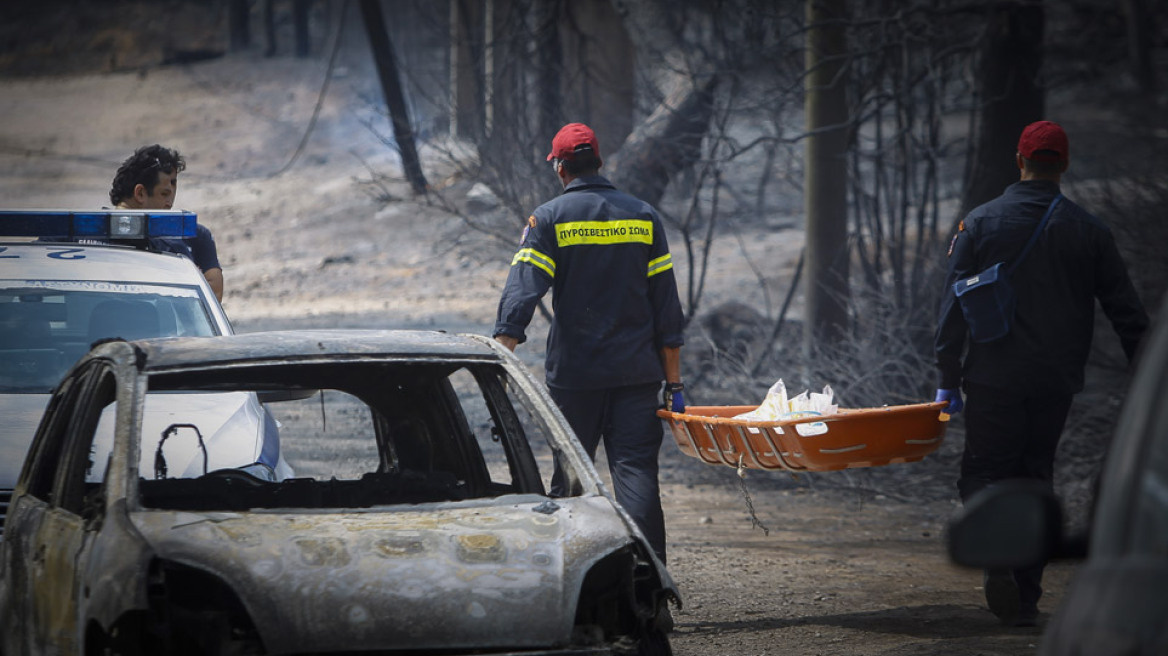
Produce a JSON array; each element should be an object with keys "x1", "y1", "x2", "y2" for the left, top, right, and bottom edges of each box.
[
  {"x1": 606, "y1": 74, "x2": 717, "y2": 208},
  {"x1": 803, "y1": 0, "x2": 851, "y2": 351},
  {"x1": 1121, "y1": 0, "x2": 1156, "y2": 97},
  {"x1": 605, "y1": 0, "x2": 716, "y2": 207},
  {"x1": 228, "y1": 0, "x2": 251, "y2": 51},
  {"x1": 360, "y1": 0, "x2": 429, "y2": 195},
  {"x1": 294, "y1": 0, "x2": 311, "y2": 57},
  {"x1": 450, "y1": 0, "x2": 485, "y2": 141},
  {"x1": 532, "y1": 1, "x2": 564, "y2": 147},
  {"x1": 959, "y1": 3, "x2": 1045, "y2": 220},
  {"x1": 264, "y1": 0, "x2": 277, "y2": 56}
]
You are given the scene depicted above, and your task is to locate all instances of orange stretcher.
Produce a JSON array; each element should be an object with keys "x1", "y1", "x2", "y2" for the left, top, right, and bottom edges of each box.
[{"x1": 658, "y1": 402, "x2": 949, "y2": 472}]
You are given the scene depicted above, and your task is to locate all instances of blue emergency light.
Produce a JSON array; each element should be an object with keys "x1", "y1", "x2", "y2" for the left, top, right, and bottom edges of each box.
[{"x1": 0, "y1": 210, "x2": 198, "y2": 241}]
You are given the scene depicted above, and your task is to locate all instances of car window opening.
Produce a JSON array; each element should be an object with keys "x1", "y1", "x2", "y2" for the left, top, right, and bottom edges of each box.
[{"x1": 106, "y1": 362, "x2": 560, "y2": 512}]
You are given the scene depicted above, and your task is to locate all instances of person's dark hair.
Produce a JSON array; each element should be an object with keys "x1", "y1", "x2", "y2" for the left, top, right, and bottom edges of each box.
[
  {"x1": 1021, "y1": 152, "x2": 1065, "y2": 177},
  {"x1": 109, "y1": 144, "x2": 186, "y2": 205},
  {"x1": 559, "y1": 152, "x2": 602, "y2": 177}
]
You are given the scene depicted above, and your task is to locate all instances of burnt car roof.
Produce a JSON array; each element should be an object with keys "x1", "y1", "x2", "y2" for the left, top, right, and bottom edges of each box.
[{"x1": 105, "y1": 329, "x2": 505, "y2": 372}]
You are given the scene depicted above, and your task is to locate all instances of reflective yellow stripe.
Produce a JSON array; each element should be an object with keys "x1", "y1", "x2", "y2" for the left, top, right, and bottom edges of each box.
[
  {"x1": 511, "y1": 248, "x2": 555, "y2": 278},
  {"x1": 556, "y1": 220, "x2": 654, "y2": 247},
  {"x1": 647, "y1": 253, "x2": 673, "y2": 278}
]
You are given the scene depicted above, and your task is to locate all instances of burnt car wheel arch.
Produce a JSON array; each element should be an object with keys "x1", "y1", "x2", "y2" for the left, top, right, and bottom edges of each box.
[
  {"x1": 88, "y1": 559, "x2": 263, "y2": 656},
  {"x1": 573, "y1": 545, "x2": 676, "y2": 655}
]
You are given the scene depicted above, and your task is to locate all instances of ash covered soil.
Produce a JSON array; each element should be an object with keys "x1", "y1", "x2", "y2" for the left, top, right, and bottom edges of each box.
[{"x1": 0, "y1": 47, "x2": 1094, "y2": 655}]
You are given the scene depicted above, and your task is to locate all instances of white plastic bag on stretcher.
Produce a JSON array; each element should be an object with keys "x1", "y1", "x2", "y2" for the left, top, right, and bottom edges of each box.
[{"x1": 734, "y1": 379, "x2": 838, "y2": 436}]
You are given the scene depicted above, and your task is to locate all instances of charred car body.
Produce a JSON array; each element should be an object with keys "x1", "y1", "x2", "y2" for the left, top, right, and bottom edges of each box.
[{"x1": 0, "y1": 330, "x2": 679, "y2": 655}]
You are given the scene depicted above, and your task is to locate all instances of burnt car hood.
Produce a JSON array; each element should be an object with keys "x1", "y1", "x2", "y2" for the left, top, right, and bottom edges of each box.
[{"x1": 129, "y1": 493, "x2": 661, "y2": 653}]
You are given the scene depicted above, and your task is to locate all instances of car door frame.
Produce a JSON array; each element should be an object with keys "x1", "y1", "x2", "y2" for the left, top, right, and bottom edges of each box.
[{"x1": 25, "y1": 357, "x2": 120, "y2": 653}]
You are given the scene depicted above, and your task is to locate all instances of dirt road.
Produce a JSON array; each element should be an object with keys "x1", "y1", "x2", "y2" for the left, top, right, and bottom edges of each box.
[{"x1": 0, "y1": 53, "x2": 1076, "y2": 655}]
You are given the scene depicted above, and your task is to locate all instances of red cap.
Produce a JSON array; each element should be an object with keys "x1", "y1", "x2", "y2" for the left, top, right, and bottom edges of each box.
[
  {"x1": 547, "y1": 123, "x2": 601, "y2": 162},
  {"x1": 1017, "y1": 120, "x2": 1068, "y2": 162}
]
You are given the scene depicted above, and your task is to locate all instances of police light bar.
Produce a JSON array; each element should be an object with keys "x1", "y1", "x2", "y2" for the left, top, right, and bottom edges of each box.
[{"x1": 0, "y1": 210, "x2": 198, "y2": 240}]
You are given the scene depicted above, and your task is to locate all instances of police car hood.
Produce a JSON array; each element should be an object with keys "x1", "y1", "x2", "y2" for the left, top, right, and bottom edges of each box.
[
  {"x1": 90, "y1": 392, "x2": 281, "y2": 482},
  {"x1": 0, "y1": 394, "x2": 49, "y2": 488},
  {"x1": 1, "y1": 392, "x2": 278, "y2": 489},
  {"x1": 129, "y1": 495, "x2": 662, "y2": 653}
]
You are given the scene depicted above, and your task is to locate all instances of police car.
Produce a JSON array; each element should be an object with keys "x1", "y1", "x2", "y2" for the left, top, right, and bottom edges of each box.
[{"x1": 0, "y1": 210, "x2": 288, "y2": 538}]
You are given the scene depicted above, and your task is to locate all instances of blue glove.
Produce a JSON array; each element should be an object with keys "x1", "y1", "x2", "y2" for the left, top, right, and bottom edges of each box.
[
  {"x1": 663, "y1": 382, "x2": 686, "y2": 414},
  {"x1": 934, "y1": 388, "x2": 963, "y2": 415}
]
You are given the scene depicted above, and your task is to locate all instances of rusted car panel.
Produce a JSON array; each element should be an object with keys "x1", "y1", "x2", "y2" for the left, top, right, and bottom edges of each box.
[{"x1": 0, "y1": 331, "x2": 679, "y2": 655}]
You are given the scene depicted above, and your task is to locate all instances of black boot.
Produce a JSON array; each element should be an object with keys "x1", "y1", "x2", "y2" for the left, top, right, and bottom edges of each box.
[{"x1": 983, "y1": 569, "x2": 1020, "y2": 626}]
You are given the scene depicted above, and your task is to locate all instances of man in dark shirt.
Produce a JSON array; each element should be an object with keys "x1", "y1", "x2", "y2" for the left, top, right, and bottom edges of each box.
[
  {"x1": 934, "y1": 121, "x2": 1148, "y2": 627},
  {"x1": 493, "y1": 123, "x2": 686, "y2": 565},
  {"x1": 110, "y1": 144, "x2": 224, "y2": 301}
]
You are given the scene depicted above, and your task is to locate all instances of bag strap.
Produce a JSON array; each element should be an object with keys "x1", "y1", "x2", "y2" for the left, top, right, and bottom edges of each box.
[{"x1": 1007, "y1": 193, "x2": 1063, "y2": 275}]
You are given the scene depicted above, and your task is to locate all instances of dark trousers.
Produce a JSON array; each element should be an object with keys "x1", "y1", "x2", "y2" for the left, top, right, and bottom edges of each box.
[
  {"x1": 960, "y1": 381, "x2": 1074, "y2": 609},
  {"x1": 548, "y1": 382, "x2": 667, "y2": 563}
]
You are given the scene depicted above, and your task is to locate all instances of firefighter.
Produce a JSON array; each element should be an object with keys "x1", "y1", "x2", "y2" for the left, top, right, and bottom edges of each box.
[
  {"x1": 934, "y1": 120, "x2": 1148, "y2": 627},
  {"x1": 493, "y1": 123, "x2": 686, "y2": 564}
]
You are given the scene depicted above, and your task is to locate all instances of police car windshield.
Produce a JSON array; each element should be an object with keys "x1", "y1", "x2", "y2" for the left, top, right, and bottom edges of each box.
[{"x1": 0, "y1": 281, "x2": 217, "y2": 393}]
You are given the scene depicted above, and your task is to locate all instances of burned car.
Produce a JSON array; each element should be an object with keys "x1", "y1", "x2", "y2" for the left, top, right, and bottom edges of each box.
[{"x1": 0, "y1": 330, "x2": 679, "y2": 655}]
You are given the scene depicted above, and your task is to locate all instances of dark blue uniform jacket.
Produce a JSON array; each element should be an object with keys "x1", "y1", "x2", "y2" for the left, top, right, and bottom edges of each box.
[
  {"x1": 158, "y1": 224, "x2": 219, "y2": 273},
  {"x1": 935, "y1": 180, "x2": 1148, "y2": 395},
  {"x1": 182, "y1": 224, "x2": 221, "y2": 273},
  {"x1": 494, "y1": 175, "x2": 685, "y2": 390}
]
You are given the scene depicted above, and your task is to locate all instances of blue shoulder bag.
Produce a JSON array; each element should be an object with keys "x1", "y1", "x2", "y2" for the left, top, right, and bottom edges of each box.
[{"x1": 953, "y1": 194, "x2": 1063, "y2": 343}]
